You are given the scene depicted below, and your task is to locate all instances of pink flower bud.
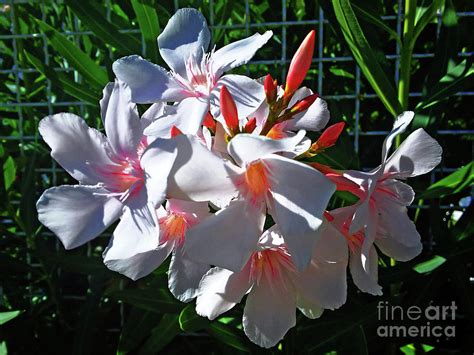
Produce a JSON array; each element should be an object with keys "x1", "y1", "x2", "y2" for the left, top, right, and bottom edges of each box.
[
  {"x1": 203, "y1": 111, "x2": 216, "y2": 132},
  {"x1": 244, "y1": 117, "x2": 257, "y2": 133},
  {"x1": 264, "y1": 74, "x2": 277, "y2": 103},
  {"x1": 220, "y1": 85, "x2": 239, "y2": 135},
  {"x1": 288, "y1": 93, "x2": 318, "y2": 114},
  {"x1": 314, "y1": 122, "x2": 345, "y2": 150},
  {"x1": 284, "y1": 30, "x2": 316, "y2": 97},
  {"x1": 170, "y1": 125, "x2": 183, "y2": 137}
]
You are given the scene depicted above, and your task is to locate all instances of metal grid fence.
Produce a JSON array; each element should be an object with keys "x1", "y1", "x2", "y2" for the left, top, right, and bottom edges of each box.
[{"x1": 1, "y1": 0, "x2": 473, "y2": 334}]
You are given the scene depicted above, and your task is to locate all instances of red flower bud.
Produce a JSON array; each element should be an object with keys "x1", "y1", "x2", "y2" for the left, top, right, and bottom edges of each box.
[
  {"x1": 323, "y1": 210, "x2": 335, "y2": 222},
  {"x1": 264, "y1": 74, "x2": 277, "y2": 103},
  {"x1": 170, "y1": 125, "x2": 183, "y2": 137},
  {"x1": 288, "y1": 93, "x2": 318, "y2": 114},
  {"x1": 203, "y1": 111, "x2": 216, "y2": 132},
  {"x1": 315, "y1": 122, "x2": 345, "y2": 150},
  {"x1": 244, "y1": 117, "x2": 257, "y2": 133},
  {"x1": 284, "y1": 30, "x2": 315, "y2": 97},
  {"x1": 220, "y1": 85, "x2": 239, "y2": 135}
]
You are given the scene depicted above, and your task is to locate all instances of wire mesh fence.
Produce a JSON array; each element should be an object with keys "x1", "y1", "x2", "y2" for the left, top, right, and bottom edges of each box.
[{"x1": 1, "y1": 0, "x2": 473, "y2": 347}]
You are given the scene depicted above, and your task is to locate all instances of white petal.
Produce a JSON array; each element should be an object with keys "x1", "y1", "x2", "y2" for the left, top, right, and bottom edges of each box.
[
  {"x1": 377, "y1": 179, "x2": 415, "y2": 206},
  {"x1": 228, "y1": 130, "x2": 306, "y2": 166},
  {"x1": 158, "y1": 8, "x2": 210, "y2": 76},
  {"x1": 266, "y1": 155, "x2": 336, "y2": 270},
  {"x1": 141, "y1": 103, "x2": 166, "y2": 132},
  {"x1": 284, "y1": 88, "x2": 330, "y2": 132},
  {"x1": 112, "y1": 55, "x2": 187, "y2": 103},
  {"x1": 210, "y1": 75, "x2": 265, "y2": 120},
  {"x1": 196, "y1": 264, "x2": 252, "y2": 320},
  {"x1": 243, "y1": 276, "x2": 296, "y2": 348},
  {"x1": 103, "y1": 206, "x2": 166, "y2": 279},
  {"x1": 212, "y1": 31, "x2": 273, "y2": 77},
  {"x1": 312, "y1": 219, "x2": 348, "y2": 263},
  {"x1": 384, "y1": 128, "x2": 442, "y2": 178},
  {"x1": 185, "y1": 200, "x2": 265, "y2": 272},
  {"x1": 140, "y1": 138, "x2": 178, "y2": 207},
  {"x1": 103, "y1": 80, "x2": 142, "y2": 158},
  {"x1": 376, "y1": 201, "x2": 422, "y2": 261},
  {"x1": 349, "y1": 245, "x2": 382, "y2": 296},
  {"x1": 99, "y1": 82, "x2": 114, "y2": 123},
  {"x1": 167, "y1": 199, "x2": 210, "y2": 221},
  {"x1": 381, "y1": 111, "x2": 414, "y2": 164},
  {"x1": 296, "y1": 295, "x2": 324, "y2": 319},
  {"x1": 168, "y1": 248, "x2": 210, "y2": 302},
  {"x1": 39, "y1": 113, "x2": 114, "y2": 185},
  {"x1": 166, "y1": 135, "x2": 239, "y2": 202},
  {"x1": 36, "y1": 185, "x2": 123, "y2": 249},
  {"x1": 143, "y1": 98, "x2": 209, "y2": 137}
]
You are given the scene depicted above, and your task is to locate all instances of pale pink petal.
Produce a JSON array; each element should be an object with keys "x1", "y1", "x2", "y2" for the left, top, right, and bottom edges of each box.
[
  {"x1": 349, "y1": 245, "x2": 382, "y2": 296},
  {"x1": 36, "y1": 185, "x2": 123, "y2": 249},
  {"x1": 168, "y1": 247, "x2": 210, "y2": 302},
  {"x1": 296, "y1": 295, "x2": 324, "y2": 319},
  {"x1": 284, "y1": 87, "x2": 330, "y2": 132},
  {"x1": 112, "y1": 55, "x2": 187, "y2": 102},
  {"x1": 196, "y1": 264, "x2": 252, "y2": 320},
  {"x1": 376, "y1": 179, "x2": 415, "y2": 206},
  {"x1": 243, "y1": 276, "x2": 296, "y2": 348},
  {"x1": 312, "y1": 219, "x2": 348, "y2": 263},
  {"x1": 158, "y1": 8, "x2": 210, "y2": 77},
  {"x1": 384, "y1": 128, "x2": 442, "y2": 178},
  {"x1": 103, "y1": 206, "x2": 166, "y2": 279},
  {"x1": 39, "y1": 113, "x2": 115, "y2": 185},
  {"x1": 143, "y1": 98, "x2": 209, "y2": 137},
  {"x1": 212, "y1": 31, "x2": 273, "y2": 77},
  {"x1": 227, "y1": 131, "x2": 306, "y2": 166},
  {"x1": 103, "y1": 80, "x2": 142, "y2": 158},
  {"x1": 141, "y1": 103, "x2": 166, "y2": 130},
  {"x1": 381, "y1": 111, "x2": 414, "y2": 164},
  {"x1": 167, "y1": 199, "x2": 210, "y2": 221},
  {"x1": 266, "y1": 155, "x2": 336, "y2": 270},
  {"x1": 185, "y1": 200, "x2": 265, "y2": 272}
]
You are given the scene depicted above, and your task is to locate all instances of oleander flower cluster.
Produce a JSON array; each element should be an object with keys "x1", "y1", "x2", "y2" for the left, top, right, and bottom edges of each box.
[{"x1": 36, "y1": 8, "x2": 443, "y2": 348}]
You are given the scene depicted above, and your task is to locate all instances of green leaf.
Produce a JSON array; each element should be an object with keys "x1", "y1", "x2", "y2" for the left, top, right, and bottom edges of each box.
[
  {"x1": 413, "y1": 255, "x2": 447, "y2": 274},
  {"x1": 118, "y1": 309, "x2": 161, "y2": 353},
  {"x1": 352, "y1": 4, "x2": 401, "y2": 45},
  {"x1": 413, "y1": 0, "x2": 445, "y2": 43},
  {"x1": 33, "y1": 17, "x2": 108, "y2": 90},
  {"x1": 417, "y1": 60, "x2": 474, "y2": 110},
  {"x1": 109, "y1": 288, "x2": 183, "y2": 314},
  {"x1": 3, "y1": 156, "x2": 16, "y2": 191},
  {"x1": 418, "y1": 162, "x2": 474, "y2": 199},
  {"x1": 178, "y1": 303, "x2": 210, "y2": 332},
  {"x1": 24, "y1": 49, "x2": 98, "y2": 105},
  {"x1": 65, "y1": 0, "x2": 142, "y2": 55},
  {"x1": 332, "y1": 0, "x2": 402, "y2": 116},
  {"x1": 0, "y1": 310, "x2": 23, "y2": 325},
  {"x1": 139, "y1": 314, "x2": 180, "y2": 354},
  {"x1": 131, "y1": 0, "x2": 160, "y2": 63},
  {"x1": 208, "y1": 322, "x2": 250, "y2": 352}
]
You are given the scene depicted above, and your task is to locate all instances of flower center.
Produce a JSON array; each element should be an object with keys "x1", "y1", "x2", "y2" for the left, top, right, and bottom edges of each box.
[
  {"x1": 159, "y1": 213, "x2": 189, "y2": 247},
  {"x1": 173, "y1": 53, "x2": 217, "y2": 98},
  {"x1": 238, "y1": 160, "x2": 271, "y2": 204},
  {"x1": 249, "y1": 247, "x2": 296, "y2": 286}
]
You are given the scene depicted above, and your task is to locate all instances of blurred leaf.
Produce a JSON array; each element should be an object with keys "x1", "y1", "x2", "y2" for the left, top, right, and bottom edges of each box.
[
  {"x1": 418, "y1": 162, "x2": 474, "y2": 199},
  {"x1": 0, "y1": 310, "x2": 23, "y2": 325},
  {"x1": 118, "y1": 308, "x2": 161, "y2": 353},
  {"x1": 352, "y1": 4, "x2": 400, "y2": 45},
  {"x1": 131, "y1": 0, "x2": 160, "y2": 63},
  {"x1": 417, "y1": 59, "x2": 474, "y2": 110},
  {"x1": 3, "y1": 156, "x2": 16, "y2": 191},
  {"x1": 0, "y1": 342, "x2": 6, "y2": 355},
  {"x1": 293, "y1": 0, "x2": 306, "y2": 21},
  {"x1": 33, "y1": 17, "x2": 109, "y2": 89},
  {"x1": 413, "y1": 255, "x2": 447, "y2": 274},
  {"x1": 139, "y1": 314, "x2": 180, "y2": 354},
  {"x1": 178, "y1": 303, "x2": 210, "y2": 332},
  {"x1": 109, "y1": 288, "x2": 183, "y2": 313},
  {"x1": 331, "y1": 0, "x2": 402, "y2": 116},
  {"x1": 51, "y1": 253, "x2": 116, "y2": 277},
  {"x1": 413, "y1": 0, "x2": 444, "y2": 42},
  {"x1": 208, "y1": 322, "x2": 250, "y2": 352},
  {"x1": 24, "y1": 49, "x2": 98, "y2": 105},
  {"x1": 65, "y1": 0, "x2": 142, "y2": 55},
  {"x1": 329, "y1": 67, "x2": 355, "y2": 79}
]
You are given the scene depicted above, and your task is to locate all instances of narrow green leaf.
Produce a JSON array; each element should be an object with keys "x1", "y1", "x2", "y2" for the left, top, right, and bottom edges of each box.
[
  {"x1": 139, "y1": 314, "x2": 180, "y2": 354},
  {"x1": 109, "y1": 288, "x2": 183, "y2": 314},
  {"x1": 131, "y1": 0, "x2": 160, "y2": 63},
  {"x1": 418, "y1": 162, "x2": 474, "y2": 199},
  {"x1": 0, "y1": 310, "x2": 23, "y2": 325},
  {"x1": 208, "y1": 322, "x2": 250, "y2": 352},
  {"x1": 65, "y1": 0, "x2": 142, "y2": 55},
  {"x1": 413, "y1": 0, "x2": 445, "y2": 42},
  {"x1": 3, "y1": 156, "x2": 16, "y2": 191},
  {"x1": 413, "y1": 255, "x2": 447, "y2": 274},
  {"x1": 24, "y1": 49, "x2": 98, "y2": 105},
  {"x1": 0, "y1": 341, "x2": 6, "y2": 355},
  {"x1": 332, "y1": 0, "x2": 402, "y2": 116},
  {"x1": 352, "y1": 4, "x2": 401, "y2": 45},
  {"x1": 33, "y1": 17, "x2": 108, "y2": 89},
  {"x1": 178, "y1": 303, "x2": 210, "y2": 332}
]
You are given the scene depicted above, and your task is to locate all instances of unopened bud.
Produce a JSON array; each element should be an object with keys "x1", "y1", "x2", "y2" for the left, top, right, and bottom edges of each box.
[
  {"x1": 220, "y1": 85, "x2": 239, "y2": 135},
  {"x1": 170, "y1": 125, "x2": 183, "y2": 137},
  {"x1": 289, "y1": 93, "x2": 318, "y2": 114},
  {"x1": 203, "y1": 111, "x2": 217, "y2": 133},
  {"x1": 244, "y1": 117, "x2": 257, "y2": 133},
  {"x1": 264, "y1": 74, "x2": 277, "y2": 103},
  {"x1": 310, "y1": 122, "x2": 345, "y2": 152},
  {"x1": 284, "y1": 30, "x2": 315, "y2": 97}
]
